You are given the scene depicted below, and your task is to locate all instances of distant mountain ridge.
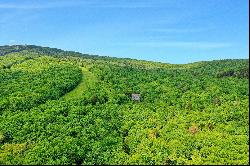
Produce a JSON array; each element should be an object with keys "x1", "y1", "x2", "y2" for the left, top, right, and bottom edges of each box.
[{"x1": 1, "y1": 44, "x2": 248, "y2": 64}]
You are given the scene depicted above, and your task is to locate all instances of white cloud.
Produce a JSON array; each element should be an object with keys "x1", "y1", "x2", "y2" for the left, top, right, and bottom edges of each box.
[
  {"x1": 0, "y1": 0, "x2": 168, "y2": 9},
  {"x1": 152, "y1": 27, "x2": 213, "y2": 33},
  {"x1": 0, "y1": 1, "x2": 82, "y2": 9},
  {"x1": 92, "y1": 1, "x2": 161, "y2": 8},
  {"x1": 118, "y1": 41, "x2": 233, "y2": 49},
  {"x1": 9, "y1": 40, "x2": 16, "y2": 43}
]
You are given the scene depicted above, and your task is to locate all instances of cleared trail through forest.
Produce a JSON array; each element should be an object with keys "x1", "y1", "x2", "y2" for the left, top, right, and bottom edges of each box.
[{"x1": 62, "y1": 67, "x2": 97, "y2": 100}]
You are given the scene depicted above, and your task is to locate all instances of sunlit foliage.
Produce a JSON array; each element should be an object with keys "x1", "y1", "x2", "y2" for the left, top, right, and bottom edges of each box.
[{"x1": 0, "y1": 45, "x2": 248, "y2": 165}]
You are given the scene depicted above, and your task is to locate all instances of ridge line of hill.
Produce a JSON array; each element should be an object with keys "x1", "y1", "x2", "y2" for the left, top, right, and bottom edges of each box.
[{"x1": 0, "y1": 44, "x2": 248, "y2": 65}]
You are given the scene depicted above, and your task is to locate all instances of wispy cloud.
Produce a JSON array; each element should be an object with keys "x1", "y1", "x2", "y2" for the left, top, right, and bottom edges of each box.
[
  {"x1": 0, "y1": 0, "x2": 169, "y2": 9},
  {"x1": 0, "y1": 3, "x2": 39, "y2": 9},
  {"x1": 92, "y1": 1, "x2": 165, "y2": 8},
  {"x1": 9, "y1": 39, "x2": 16, "y2": 43},
  {"x1": 0, "y1": 1, "x2": 85, "y2": 9},
  {"x1": 117, "y1": 41, "x2": 233, "y2": 49},
  {"x1": 0, "y1": 9, "x2": 39, "y2": 26},
  {"x1": 151, "y1": 27, "x2": 213, "y2": 33}
]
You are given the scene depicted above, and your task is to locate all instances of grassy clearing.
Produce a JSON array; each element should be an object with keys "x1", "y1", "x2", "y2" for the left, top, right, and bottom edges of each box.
[{"x1": 62, "y1": 67, "x2": 97, "y2": 100}]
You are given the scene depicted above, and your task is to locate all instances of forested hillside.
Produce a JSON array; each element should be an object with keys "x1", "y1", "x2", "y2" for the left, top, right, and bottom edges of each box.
[{"x1": 0, "y1": 45, "x2": 249, "y2": 165}]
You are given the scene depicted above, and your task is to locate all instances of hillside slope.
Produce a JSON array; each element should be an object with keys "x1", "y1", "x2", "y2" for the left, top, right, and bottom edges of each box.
[{"x1": 0, "y1": 45, "x2": 249, "y2": 165}]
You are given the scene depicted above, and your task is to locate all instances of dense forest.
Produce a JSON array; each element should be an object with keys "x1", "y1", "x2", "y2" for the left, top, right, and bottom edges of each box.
[{"x1": 0, "y1": 45, "x2": 249, "y2": 165}]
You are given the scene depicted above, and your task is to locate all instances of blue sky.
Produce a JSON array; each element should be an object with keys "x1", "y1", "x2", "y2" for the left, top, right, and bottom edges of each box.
[{"x1": 0, "y1": 0, "x2": 248, "y2": 64}]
